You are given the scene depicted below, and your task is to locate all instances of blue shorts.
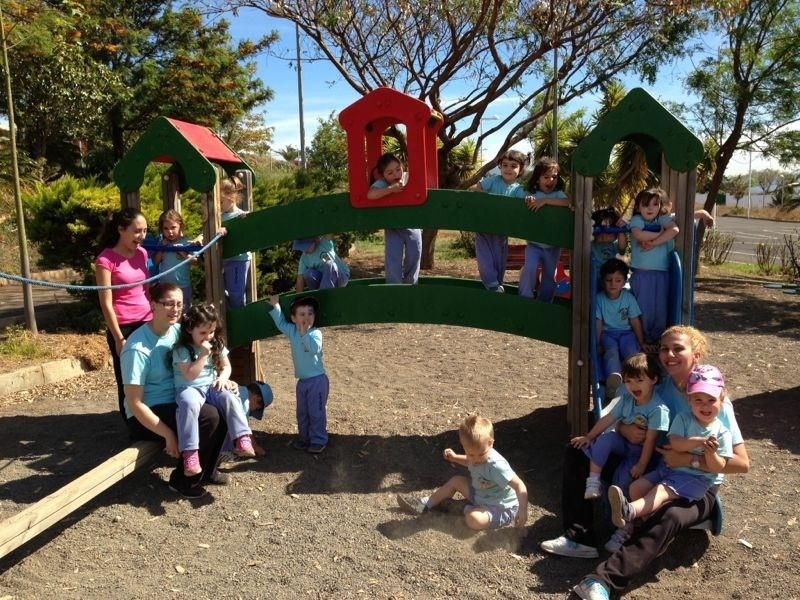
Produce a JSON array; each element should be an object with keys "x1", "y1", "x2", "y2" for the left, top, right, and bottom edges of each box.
[
  {"x1": 644, "y1": 463, "x2": 712, "y2": 501},
  {"x1": 466, "y1": 486, "x2": 518, "y2": 529}
]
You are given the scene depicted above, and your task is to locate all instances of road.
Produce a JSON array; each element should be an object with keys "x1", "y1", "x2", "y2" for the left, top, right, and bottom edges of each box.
[
  {"x1": 0, "y1": 279, "x2": 77, "y2": 327},
  {"x1": 712, "y1": 216, "x2": 799, "y2": 264}
]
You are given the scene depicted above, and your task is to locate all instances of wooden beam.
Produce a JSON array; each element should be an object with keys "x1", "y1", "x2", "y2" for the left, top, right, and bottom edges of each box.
[{"x1": 0, "y1": 441, "x2": 161, "y2": 560}]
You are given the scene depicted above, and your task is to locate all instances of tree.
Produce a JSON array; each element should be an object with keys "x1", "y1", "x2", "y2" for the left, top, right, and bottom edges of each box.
[
  {"x1": 763, "y1": 130, "x2": 800, "y2": 167},
  {"x1": 306, "y1": 112, "x2": 348, "y2": 190},
  {"x1": 723, "y1": 174, "x2": 748, "y2": 208},
  {"x1": 219, "y1": 111, "x2": 274, "y2": 156},
  {"x1": 685, "y1": 0, "x2": 800, "y2": 244},
  {"x1": 210, "y1": 0, "x2": 701, "y2": 267}
]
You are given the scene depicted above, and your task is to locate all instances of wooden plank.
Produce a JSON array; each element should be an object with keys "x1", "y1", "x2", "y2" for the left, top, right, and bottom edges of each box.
[
  {"x1": 120, "y1": 190, "x2": 140, "y2": 211},
  {"x1": 203, "y1": 180, "x2": 227, "y2": 334},
  {"x1": 161, "y1": 171, "x2": 181, "y2": 213},
  {"x1": 0, "y1": 441, "x2": 161, "y2": 560},
  {"x1": 681, "y1": 171, "x2": 698, "y2": 323}
]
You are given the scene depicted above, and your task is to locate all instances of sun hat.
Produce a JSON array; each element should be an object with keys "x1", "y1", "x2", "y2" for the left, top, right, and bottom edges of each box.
[
  {"x1": 686, "y1": 365, "x2": 725, "y2": 397},
  {"x1": 292, "y1": 238, "x2": 318, "y2": 252},
  {"x1": 238, "y1": 381, "x2": 273, "y2": 420}
]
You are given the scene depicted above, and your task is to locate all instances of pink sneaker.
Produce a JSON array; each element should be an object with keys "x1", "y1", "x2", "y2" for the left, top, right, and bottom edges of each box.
[
  {"x1": 234, "y1": 434, "x2": 256, "y2": 458},
  {"x1": 182, "y1": 449, "x2": 201, "y2": 476}
]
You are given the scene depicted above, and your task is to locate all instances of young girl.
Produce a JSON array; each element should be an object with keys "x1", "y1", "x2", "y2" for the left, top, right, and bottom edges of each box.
[
  {"x1": 173, "y1": 303, "x2": 255, "y2": 476},
  {"x1": 608, "y1": 364, "x2": 733, "y2": 530},
  {"x1": 470, "y1": 149, "x2": 528, "y2": 292},
  {"x1": 220, "y1": 176, "x2": 251, "y2": 307},
  {"x1": 519, "y1": 157, "x2": 570, "y2": 302},
  {"x1": 366, "y1": 153, "x2": 421, "y2": 284},
  {"x1": 151, "y1": 210, "x2": 193, "y2": 310},
  {"x1": 629, "y1": 188, "x2": 679, "y2": 347}
]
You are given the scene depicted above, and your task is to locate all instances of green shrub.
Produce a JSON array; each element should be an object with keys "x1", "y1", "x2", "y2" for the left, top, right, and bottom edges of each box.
[{"x1": 0, "y1": 325, "x2": 51, "y2": 359}]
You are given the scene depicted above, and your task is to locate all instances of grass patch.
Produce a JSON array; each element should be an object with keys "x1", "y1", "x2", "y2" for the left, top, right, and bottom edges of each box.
[
  {"x1": 698, "y1": 261, "x2": 782, "y2": 280},
  {"x1": 350, "y1": 230, "x2": 473, "y2": 262},
  {"x1": 0, "y1": 325, "x2": 51, "y2": 359}
]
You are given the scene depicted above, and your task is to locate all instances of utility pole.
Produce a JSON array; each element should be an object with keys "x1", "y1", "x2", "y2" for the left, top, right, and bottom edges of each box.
[
  {"x1": 551, "y1": 46, "x2": 558, "y2": 163},
  {"x1": 0, "y1": 1, "x2": 37, "y2": 333},
  {"x1": 296, "y1": 23, "x2": 306, "y2": 169}
]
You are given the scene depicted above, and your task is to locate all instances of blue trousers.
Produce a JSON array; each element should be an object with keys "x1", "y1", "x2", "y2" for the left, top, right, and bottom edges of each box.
[
  {"x1": 303, "y1": 262, "x2": 350, "y2": 290},
  {"x1": 600, "y1": 329, "x2": 640, "y2": 379},
  {"x1": 176, "y1": 385, "x2": 251, "y2": 452},
  {"x1": 583, "y1": 431, "x2": 642, "y2": 486},
  {"x1": 475, "y1": 233, "x2": 508, "y2": 290},
  {"x1": 630, "y1": 269, "x2": 668, "y2": 343},
  {"x1": 296, "y1": 373, "x2": 329, "y2": 446},
  {"x1": 519, "y1": 243, "x2": 560, "y2": 302},
  {"x1": 385, "y1": 228, "x2": 421, "y2": 284},
  {"x1": 223, "y1": 258, "x2": 250, "y2": 308}
]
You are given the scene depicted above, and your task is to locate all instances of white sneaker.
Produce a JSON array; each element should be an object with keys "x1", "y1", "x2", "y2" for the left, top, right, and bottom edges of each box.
[
  {"x1": 604, "y1": 524, "x2": 633, "y2": 552},
  {"x1": 584, "y1": 477, "x2": 602, "y2": 500},
  {"x1": 573, "y1": 576, "x2": 611, "y2": 600},
  {"x1": 540, "y1": 535, "x2": 599, "y2": 558},
  {"x1": 606, "y1": 372, "x2": 623, "y2": 399}
]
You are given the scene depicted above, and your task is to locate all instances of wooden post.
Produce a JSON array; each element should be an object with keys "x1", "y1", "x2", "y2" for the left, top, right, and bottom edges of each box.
[
  {"x1": 203, "y1": 180, "x2": 226, "y2": 333},
  {"x1": 0, "y1": 441, "x2": 160, "y2": 560},
  {"x1": 161, "y1": 170, "x2": 181, "y2": 213},
  {"x1": 120, "y1": 191, "x2": 140, "y2": 211},
  {"x1": 568, "y1": 173, "x2": 592, "y2": 437}
]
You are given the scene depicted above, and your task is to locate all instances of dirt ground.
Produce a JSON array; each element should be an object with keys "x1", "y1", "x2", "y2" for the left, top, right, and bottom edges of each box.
[{"x1": 0, "y1": 267, "x2": 799, "y2": 599}]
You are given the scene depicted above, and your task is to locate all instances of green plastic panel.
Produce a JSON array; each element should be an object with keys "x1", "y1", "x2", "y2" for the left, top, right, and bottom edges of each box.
[
  {"x1": 227, "y1": 278, "x2": 572, "y2": 348},
  {"x1": 221, "y1": 189, "x2": 574, "y2": 258},
  {"x1": 112, "y1": 117, "x2": 253, "y2": 193},
  {"x1": 572, "y1": 88, "x2": 704, "y2": 176}
]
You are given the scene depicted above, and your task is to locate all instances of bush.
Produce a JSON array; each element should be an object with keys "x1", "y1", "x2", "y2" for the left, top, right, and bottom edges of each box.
[
  {"x1": 700, "y1": 229, "x2": 735, "y2": 265},
  {"x1": 451, "y1": 231, "x2": 477, "y2": 257},
  {"x1": 756, "y1": 241, "x2": 780, "y2": 275}
]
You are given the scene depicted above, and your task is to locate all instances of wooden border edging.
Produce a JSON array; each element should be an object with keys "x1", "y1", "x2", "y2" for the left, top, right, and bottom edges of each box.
[{"x1": 0, "y1": 440, "x2": 161, "y2": 560}]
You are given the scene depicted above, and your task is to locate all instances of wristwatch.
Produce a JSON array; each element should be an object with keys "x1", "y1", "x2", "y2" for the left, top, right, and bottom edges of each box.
[{"x1": 691, "y1": 457, "x2": 701, "y2": 469}]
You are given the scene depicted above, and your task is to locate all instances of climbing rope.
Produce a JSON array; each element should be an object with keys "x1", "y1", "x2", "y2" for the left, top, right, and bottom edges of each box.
[{"x1": 0, "y1": 233, "x2": 224, "y2": 291}]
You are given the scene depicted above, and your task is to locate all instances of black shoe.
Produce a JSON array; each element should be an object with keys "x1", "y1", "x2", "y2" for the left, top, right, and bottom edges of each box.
[
  {"x1": 307, "y1": 444, "x2": 326, "y2": 454},
  {"x1": 292, "y1": 439, "x2": 310, "y2": 450},
  {"x1": 169, "y1": 471, "x2": 208, "y2": 498}
]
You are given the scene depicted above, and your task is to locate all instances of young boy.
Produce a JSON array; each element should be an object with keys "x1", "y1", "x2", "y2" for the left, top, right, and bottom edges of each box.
[
  {"x1": 608, "y1": 364, "x2": 732, "y2": 529},
  {"x1": 595, "y1": 258, "x2": 647, "y2": 397},
  {"x1": 470, "y1": 149, "x2": 528, "y2": 292},
  {"x1": 218, "y1": 381, "x2": 273, "y2": 466},
  {"x1": 293, "y1": 236, "x2": 350, "y2": 292},
  {"x1": 267, "y1": 295, "x2": 329, "y2": 454},
  {"x1": 396, "y1": 415, "x2": 528, "y2": 531}
]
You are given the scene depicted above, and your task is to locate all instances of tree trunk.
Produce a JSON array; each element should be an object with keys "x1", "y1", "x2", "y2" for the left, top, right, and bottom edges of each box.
[
  {"x1": 420, "y1": 229, "x2": 438, "y2": 270},
  {"x1": 420, "y1": 148, "x2": 462, "y2": 269}
]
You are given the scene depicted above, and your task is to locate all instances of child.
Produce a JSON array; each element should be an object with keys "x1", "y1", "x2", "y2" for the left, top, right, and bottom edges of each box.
[
  {"x1": 470, "y1": 149, "x2": 528, "y2": 292},
  {"x1": 591, "y1": 206, "x2": 627, "y2": 287},
  {"x1": 293, "y1": 236, "x2": 350, "y2": 291},
  {"x1": 151, "y1": 210, "x2": 194, "y2": 310},
  {"x1": 396, "y1": 415, "x2": 528, "y2": 531},
  {"x1": 219, "y1": 381, "x2": 274, "y2": 462},
  {"x1": 595, "y1": 259, "x2": 646, "y2": 397},
  {"x1": 570, "y1": 353, "x2": 668, "y2": 551},
  {"x1": 366, "y1": 153, "x2": 421, "y2": 284},
  {"x1": 629, "y1": 188, "x2": 679, "y2": 346},
  {"x1": 220, "y1": 176, "x2": 251, "y2": 308},
  {"x1": 173, "y1": 303, "x2": 255, "y2": 476},
  {"x1": 608, "y1": 364, "x2": 733, "y2": 530},
  {"x1": 267, "y1": 295, "x2": 329, "y2": 453},
  {"x1": 519, "y1": 157, "x2": 570, "y2": 302}
]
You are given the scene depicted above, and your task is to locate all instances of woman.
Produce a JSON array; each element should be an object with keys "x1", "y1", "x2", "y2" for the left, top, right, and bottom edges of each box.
[
  {"x1": 540, "y1": 326, "x2": 750, "y2": 599},
  {"x1": 96, "y1": 208, "x2": 152, "y2": 421},
  {"x1": 121, "y1": 283, "x2": 229, "y2": 498}
]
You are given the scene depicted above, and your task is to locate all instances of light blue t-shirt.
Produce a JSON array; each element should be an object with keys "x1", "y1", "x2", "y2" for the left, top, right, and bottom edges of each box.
[
  {"x1": 629, "y1": 214, "x2": 675, "y2": 271},
  {"x1": 221, "y1": 206, "x2": 250, "y2": 262},
  {"x1": 298, "y1": 238, "x2": 350, "y2": 278},
  {"x1": 591, "y1": 241, "x2": 619, "y2": 267},
  {"x1": 157, "y1": 235, "x2": 191, "y2": 287},
  {"x1": 120, "y1": 323, "x2": 181, "y2": 419},
  {"x1": 479, "y1": 174, "x2": 527, "y2": 198},
  {"x1": 657, "y1": 376, "x2": 743, "y2": 485},
  {"x1": 668, "y1": 412, "x2": 733, "y2": 484},
  {"x1": 528, "y1": 190, "x2": 569, "y2": 248},
  {"x1": 269, "y1": 305, "x2": 326, "y2": 380},
  {"x1": 468, "y1": 448, "x2": 519, "y2": 509},
  {"x1": 595, "y1": 289, "x2": 642, "y2": 331},
  {"x1": 172, "y1": 344, "x2": 229, "y2": 388},
  {"x1": 609, "y1": 389, "x2": 670, "y2": 432}
]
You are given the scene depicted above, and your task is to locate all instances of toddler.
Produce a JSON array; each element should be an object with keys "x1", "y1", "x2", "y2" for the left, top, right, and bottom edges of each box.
[
  {"x1": 268, "y1": 295, "x2": 329, "y2": 454},
  {"x1": 173, "y1": 303, "x2": 255, "y2": 476},
  {"x1": 220, "y1": 176, "x2": 251, "y2": 308},
  {"x1": 366, "y1": 153, "x2": 421, "y2": 284},
  {"x1": 396, "y1": 415, "x2": 528, "y2": 531},
  {"x1": 590, "y1": 206, "x2": 627, "y2": 287},
  {"x1": 470, "y1": 149, "x2": 528, "y2": 292},
  {"x1": 218, "y1": 381, "x2": 274, "y2": 464},
  {"x1": 629, "y1": 188, "x2": 678, "y2": 346},
  {"x1": 519, "y1": 157, "x2": 570, "y2": 302},
  {"x1": 609, "y1": 364, "x2": 733, "y2": 530},
  {"x1": 293, "y1": 235, "x2": 350, "y2": 291},
  {"x1": 152, "y1": 210, "x2": 194, "y2": 310},
  {"x1": 595, "y1": 258, "x2": 646, "y2": 397}
]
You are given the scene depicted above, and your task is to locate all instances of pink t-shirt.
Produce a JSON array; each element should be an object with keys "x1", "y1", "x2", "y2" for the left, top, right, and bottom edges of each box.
[{"x1": 95, "y1": 246, "x2": 153, "y2": 325}]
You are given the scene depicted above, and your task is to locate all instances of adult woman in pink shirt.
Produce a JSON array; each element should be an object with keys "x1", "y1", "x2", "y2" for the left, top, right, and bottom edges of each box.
[{"x1": 96, "y1": 208, "x2": 153, "y2": 420}]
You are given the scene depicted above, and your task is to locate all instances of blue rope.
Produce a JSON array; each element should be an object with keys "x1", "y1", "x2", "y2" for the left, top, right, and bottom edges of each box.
[{"x1": 0, "y1": 233, "x2": 224, "y2": 291}]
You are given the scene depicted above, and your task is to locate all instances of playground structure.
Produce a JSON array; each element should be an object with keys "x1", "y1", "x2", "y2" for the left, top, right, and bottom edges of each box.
[{"x1": 0, "y1": 87, "x2": 709, "y2": 560}]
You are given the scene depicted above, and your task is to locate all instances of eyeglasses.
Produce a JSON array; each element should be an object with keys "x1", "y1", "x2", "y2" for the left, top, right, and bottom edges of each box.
[{"x1": 156, "y1": 300, "x2": 183, "y2": 309}]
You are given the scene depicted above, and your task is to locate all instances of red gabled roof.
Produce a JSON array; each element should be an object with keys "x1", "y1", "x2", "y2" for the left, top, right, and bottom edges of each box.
[{"x1": 165, "y1": 118, "x2": 242, "y2": 164}]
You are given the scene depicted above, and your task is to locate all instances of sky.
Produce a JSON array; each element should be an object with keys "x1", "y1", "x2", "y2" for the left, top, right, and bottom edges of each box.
[{"x1": 221, "y1": 8, "x2": 781, "y2": 175}]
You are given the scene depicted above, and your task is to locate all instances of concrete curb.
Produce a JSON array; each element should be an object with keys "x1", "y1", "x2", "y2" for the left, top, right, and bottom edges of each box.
[{"x1": 0, "y1": 357, "x2": 91, "y2": 397}]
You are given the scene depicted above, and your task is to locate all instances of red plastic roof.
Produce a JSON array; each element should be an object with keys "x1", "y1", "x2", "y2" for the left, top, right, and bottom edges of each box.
[{"x1": 166, "y1": 118, "x2": 242, "y2": 164}]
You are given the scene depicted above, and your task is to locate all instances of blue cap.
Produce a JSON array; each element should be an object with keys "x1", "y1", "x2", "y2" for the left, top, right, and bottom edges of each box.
[
  {"x1": 239, "y1": 381, "x2": 273, "y2": 420},
  {"x1": 292, "y1": 238, "x2": 318, "y2": 252}
]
